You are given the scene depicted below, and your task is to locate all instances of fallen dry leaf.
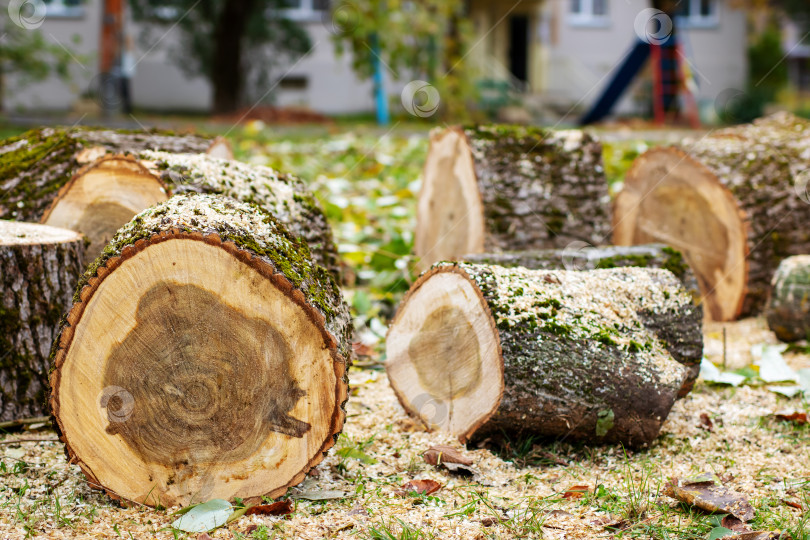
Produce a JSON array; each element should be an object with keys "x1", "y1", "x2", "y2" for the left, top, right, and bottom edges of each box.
[
  {"x1": 196, "y1": 534, "x2": 213, "y2": 540},
  {"x1": 244, "y1": 524, "x2": 258, "y2": 535},
  {"x1": 399, "y1": 479, "x2": 441, "y2": 496},
  {"x1": 663, "y1": 474, "x2": 755, "y2": 521},
  {"x1": 722, "y1": 515, "x2": 750, "y2": 532},
  {"x1": 774, "y1": 410, "x2": 808, "y2": 424},
  {"x1": 352, "y1": 342, "x2": 374, "y2": 357},
  {"x1": 244, "y1": 500, "x2": 293, "y2": 516},
  {"x1": 423, "y1": 445, "x2": 473, "y2": 466},
  {"x1": 783, "y1": 499, "x2": 804, "y2": 510},
  {"x1": 562, "y1": 485, "x2": 592, "y2": 499},
  {"x1": 700, "y1": 412, "x2": 715, "y2": 431}
]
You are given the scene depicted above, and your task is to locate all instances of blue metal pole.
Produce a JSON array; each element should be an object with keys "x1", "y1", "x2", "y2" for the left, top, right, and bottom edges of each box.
[{"x1": 370, "y1": 33, "x2": 390, "y2": 125}]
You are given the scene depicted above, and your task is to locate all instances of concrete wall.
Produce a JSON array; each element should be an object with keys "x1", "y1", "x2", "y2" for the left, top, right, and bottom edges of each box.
[{"x1": 540, "y1": 0, "x2": 747, "y2": 116}]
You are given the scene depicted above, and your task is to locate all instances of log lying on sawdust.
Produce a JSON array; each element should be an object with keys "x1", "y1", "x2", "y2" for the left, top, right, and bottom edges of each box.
[
  {"x1": 766, "y1": 255, "x2": 810, "y2": 342},
  {"x1": 414, "y1": 125, "x2": 611, "y2": 270},
  {"x1": 49, "y1": 194, "x2": 351, "y2": 507},
  {"x1": 614, "y1": 112, "x2": 810, "y2": 321},
  {"x1": 0, "y1": 221, "x2": 85, "y2": 421},
  {"x1": 386, "y1": 262, "x2": 702, "y2": 447}
]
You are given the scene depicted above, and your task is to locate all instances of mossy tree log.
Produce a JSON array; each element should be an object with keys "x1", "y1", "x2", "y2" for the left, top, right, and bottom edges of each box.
[
  {"x1": 0, "y1": 127, "x2": 231, "y2": 260},
  {"x1": 766, "y1": 255, "x2": 810, "y2": 342},
  {"x1": 49, "y1": 194, "x2": 351, "y2": 507},
  {"x1": 0, "y1": 221, "x2": 84, "y2": 421},
  {"x1": 614, "y1": 112, "x2": 810, "y2": 321},
  {"x1": 386, "y1": 262, "x2": 702, "y2": 447},
  {"x1": 414, "y1": 125, "x2": 611, "y2": 270}
]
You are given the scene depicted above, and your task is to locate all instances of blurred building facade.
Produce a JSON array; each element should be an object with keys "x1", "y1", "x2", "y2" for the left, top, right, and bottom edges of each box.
[{"x1": 4, "y1": 0, "x2": 748, "y2": 118}]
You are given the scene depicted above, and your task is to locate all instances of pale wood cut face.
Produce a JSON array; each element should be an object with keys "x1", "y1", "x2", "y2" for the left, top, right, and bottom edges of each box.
[
  {"x1": 415, "y1": 129, "x2": 485, "y2": 271},
  {"x1": 57, "y1": 239, "x2": 337, "y2": 506},
  {"x1": 42, "y1": 157, "x2": 168, "y2": 260},
  {"x1": 0, "y1": 220, "x2": 83, "y2": 245},
  {"x1": 386, "y1": 271, "x2": 502, "y2": 441},
  {"x1": 614, "y1": 149, "x2": 746, "y2": 321}
]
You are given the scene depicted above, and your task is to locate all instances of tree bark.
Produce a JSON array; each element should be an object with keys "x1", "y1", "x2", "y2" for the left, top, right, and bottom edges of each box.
[
  {"x1": 415, "y1": 125, "x2": 611, "y2": 270},
  {"x1": 386, "y1": 262, "x2": 702, "y2": 447},
  {"x1": 211, "y1": 0, "x2": 256, "y2": 113},
  {"x1": 0, "y1": 126, "x2": 232, "y2": 223},
  {"x1": 614, "y1": 112, "x2": 810, "y2": 320},
  {"x1": 766, "y1": 255, "x2": 810, "y2": 342},
  {"x1": 49, "y1": 193, "x2": 351, "y2": 507},
  {"x1": 0, "y1": 221, "x2": 84, "y2": 421}
]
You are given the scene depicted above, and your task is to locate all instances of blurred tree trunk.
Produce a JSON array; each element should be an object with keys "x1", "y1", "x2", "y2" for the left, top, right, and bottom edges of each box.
[{"x1": 212, "y1": 0, "x2": 257, "y2": 113}]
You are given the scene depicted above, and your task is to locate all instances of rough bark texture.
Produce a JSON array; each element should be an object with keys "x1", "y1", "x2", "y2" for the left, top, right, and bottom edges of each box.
[
  {"x1": 0, "y1": 226, "x2": 84, "y2": 421},
  {"x1": 0, "y1": 127, "x2": 230, "y2": 223},
  {"x1": 408, "y1": 262, "x2": 701, "y2": 446},
  {"x1": 466, "y1": 125, "x2": 611, "y2": 251},
  {"x1": 138, "y1": 150, "x2": 340, "y2": 279},
  {"x1": 49, "y1": 193, "x2": 351, "y2": 505},
  {"x1": 463, "y1": 244, "x2": 702, "y2": 395},
  {"x1": 462, "y1": 244, "x2": 700, "y2": 301},
  {"x1": 620, "y1": 112, "x2": 810, "y2": 317},
  {"x1": 766, "y1": 255, "x2": 810, "y2": 342}
]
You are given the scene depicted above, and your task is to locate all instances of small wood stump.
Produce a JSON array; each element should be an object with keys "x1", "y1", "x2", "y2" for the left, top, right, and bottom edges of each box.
[{"x1": 766, "y1": 255, "x2": 810, "y2": 342}]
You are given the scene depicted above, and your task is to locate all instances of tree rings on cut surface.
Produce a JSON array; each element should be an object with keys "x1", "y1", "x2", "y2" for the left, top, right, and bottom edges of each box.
[
  {"x1": 414, "y1": 125, "x2": 611, "y2": 270},
  {"x1": 387, "y1": 262, "x2": 702, "y2": 446},
  {"x1": 49, "y1": 194, "x2": 351, "y2": 507}
]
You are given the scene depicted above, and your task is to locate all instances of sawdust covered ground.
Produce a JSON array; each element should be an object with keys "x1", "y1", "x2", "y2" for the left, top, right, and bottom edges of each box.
[{"x1": 0, "y1": 318, "x2": 808, "y2": 539}]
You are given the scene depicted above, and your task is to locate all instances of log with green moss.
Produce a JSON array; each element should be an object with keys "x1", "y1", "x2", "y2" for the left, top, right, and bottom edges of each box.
[
  {"x1": 0, "y1": 127, "x2": 231, "y2": 260},
  {"x1": 615, "y1": 112, "x2": 810, "y2": 321},
  {"x1": 386, "y1": 262, "x2": 702, "y2": 447},
  {"x1": 49, "y1": 193, "x2": 351, "y2": 507},
  {"x1": 414, "y1": 125, "x2": 611, "y2": 270},
  {"x1": 0, "y1": 221, "x2": 85, "y2": 421},
  {"x1": 765, "y1": 255, "x2": 810, "y2": 342}
]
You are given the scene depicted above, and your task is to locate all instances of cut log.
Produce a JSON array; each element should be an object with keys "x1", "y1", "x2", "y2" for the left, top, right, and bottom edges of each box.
[
  {"x1": 414, "y1": 125, "x2": 611, "y2": 270},
  {"x1": 49, "y1": 193, "x2": 351, "y2": 507},
  {"x1": 386, "y1": 262, "x2": 702, "y2": 446},
  {"x1": 463, "y1": 243, "x2": 700, "y2": 301},
  {"x1": 0, "y1": 221, "x2": 85, "y2": 421},
  {"x1": 0, "y1": 127, "x2": 233, "y2": 260},
  {"x1": 766, "y1": 255, "x2": 810, "y2": 342},
  {"x1": 614, "y1": 112, "x2": 810, "y2": 321}
]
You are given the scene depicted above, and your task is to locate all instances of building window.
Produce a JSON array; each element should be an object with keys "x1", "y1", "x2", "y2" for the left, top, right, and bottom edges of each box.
[
  {"x1": 675, "y1": 0, "x2": 719, "y2": 28},
  {"x1": 569, "y1": 0, "x2": 609, "y2": 27},
  {"x1": 43, "y1": 0, "x2": 84, "y2": 18},
  {"x1": 281, "y1": 0, "x2": 329, "y2": 21}
]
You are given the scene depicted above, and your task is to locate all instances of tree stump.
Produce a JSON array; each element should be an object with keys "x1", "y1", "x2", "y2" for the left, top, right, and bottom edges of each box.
[
  {"x1": 766, "y1": 255, "x2": 810, "y2": 342},
  {"x1": 0, "y1": 127, "x2": 232, "y2": 260},
  {"x1": 414, "y1": 126, "x2": 611, "y2": 270},
  {"x1": 614, "y1": 112, "x2": 810, "y2": 321},
  {"x1": 49, "y1": 194, "x2": 351, "y2": 507},
  {"x1": 386, "y1": 262, "x2": 702, "y2": 447},
  {"x1": 0, "y1": 221, "x2": 84, "y2": 421}
]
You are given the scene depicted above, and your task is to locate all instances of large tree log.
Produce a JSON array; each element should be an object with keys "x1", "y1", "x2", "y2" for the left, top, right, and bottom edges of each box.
[
  {"x1": 614, "y1": 112, "x2": 810, "y2": 321},
  {"x1": 462, "y1": 243, "x2": 700, "y2": 301},
  {"x1": 765, "y1": 255, "x2": 810, "y2": 342},
  {"x1": 0, "y1": 221, "x2": 84, "y2": 421},
  {"x1": 0, "y1": 127, "x2": 231, "y2": 259},
  {"x1": 49, "y1": 193, "x2": 351, "y2": 507},
  {"x1": 414, "y1": 126, "x2": 611, "y2": 270},
  {"x1": 386, "y1": 262, "x2": 702, "y2": 447}
]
